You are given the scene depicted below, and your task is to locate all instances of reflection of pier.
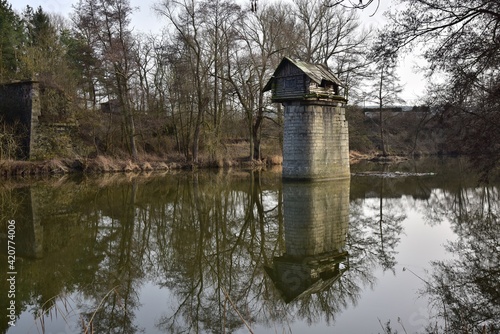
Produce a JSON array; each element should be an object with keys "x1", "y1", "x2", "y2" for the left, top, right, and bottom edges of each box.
[
  {"x1": 1, "y1": 185, "x2": 81, "y2": 259},
  {"x1": 266, "y1": 179, "x2": 350, "y2": 302},
  {"x1": 1, "y1": 187, "x2": 44, "y2": 259}
]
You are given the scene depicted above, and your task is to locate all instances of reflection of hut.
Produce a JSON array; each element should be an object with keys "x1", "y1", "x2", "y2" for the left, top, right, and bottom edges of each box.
[
  {"x1": 265, "y1": 179, "x2": 350, "y2": 303},
  {"x1": 267, "y1": 251, "x2": 349, "y2": 303},
  {"x1": 0, "y1": 80, "x2": 76, "y2": 160}
]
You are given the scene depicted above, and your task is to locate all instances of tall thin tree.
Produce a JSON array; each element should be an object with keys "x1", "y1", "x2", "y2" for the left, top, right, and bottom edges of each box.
[{"x1": 73, "y1": 0, "x2": 139, "y2": 160}]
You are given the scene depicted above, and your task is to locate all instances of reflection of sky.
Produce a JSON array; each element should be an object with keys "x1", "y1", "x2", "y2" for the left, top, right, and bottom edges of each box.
[
  {"x1": 19, "y1": 197, "x2": 454, "y2": 334},
  {"x1": 5, "y1": 175, "x2": 479, "y2": 334},
  {"x1": 317, "y1": 196, "x2": 457, "y2": 334},
  {"x1": 10, "y1": 283, "x2": 170, "y2": 334},
  {"x1": 9, "y1": 195, "x2": 460, "y2": 334},
  {"x1": 262, "y1": 190, "x2": 279, "y2": 212},
  {"x1": 136, "y1": 282, "x2": 174, "y2": 333},
  {"x1": 11, "y1": 293, "x2": 93, "y2": 334}
]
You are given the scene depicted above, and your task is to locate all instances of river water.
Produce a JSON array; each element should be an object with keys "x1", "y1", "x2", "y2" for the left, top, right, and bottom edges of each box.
[{"x1": 1, "y1": 158, "x2": 498, "y2": 333}]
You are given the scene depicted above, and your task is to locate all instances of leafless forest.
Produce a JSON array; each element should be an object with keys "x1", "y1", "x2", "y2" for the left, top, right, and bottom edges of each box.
[{"x1": 1, "y1": 0, "x2": 499, "y2": 173}]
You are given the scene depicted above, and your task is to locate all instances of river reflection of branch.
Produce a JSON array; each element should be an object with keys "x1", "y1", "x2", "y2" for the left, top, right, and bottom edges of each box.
[
  {"x1": 153, "y1": 172, "x2": 402, "y2": 332},
  {"x1": 421, "y1": 186, "x2": 499, "y2": 333},
  {"x1": 0, "y1": 171, "x2": 371, "y2": 333},
  {"x1": 1, "y1": 162, "x2": 498, "y2": 333}
]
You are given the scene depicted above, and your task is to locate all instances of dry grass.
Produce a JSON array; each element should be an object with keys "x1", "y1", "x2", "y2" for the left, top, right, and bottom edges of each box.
[
  {"x1": 0, "y1": 141, "x2": 284, "y2": 177},
  {"x1": 83, "y1": 156, "x2": 173, "y2": 173},
  {"x1": 349, "y1": 150, "x2": 376, "y2": 164},
  {"x1": 34, "y1": 286, "x2": 121, "y2": 334},
  {"x1": 266, "y1": 155, "x2": 283, "y2": 165},
  {"x1": 0, "y1": 159, "x2": 72, "y2": 176}
]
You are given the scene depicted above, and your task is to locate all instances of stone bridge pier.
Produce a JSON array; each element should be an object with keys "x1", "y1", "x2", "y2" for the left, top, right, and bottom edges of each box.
[
  {"x1": 282, "y1": 100, "x2": 349, "y2": 180},
  {"x1": 264, "y1": 57, "x2": 350, "y2": 180}
]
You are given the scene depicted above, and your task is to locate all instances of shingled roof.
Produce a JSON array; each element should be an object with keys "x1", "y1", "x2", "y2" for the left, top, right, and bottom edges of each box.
[{"x1": 263, "y1": 57, "x2": 344, "y2": 92}]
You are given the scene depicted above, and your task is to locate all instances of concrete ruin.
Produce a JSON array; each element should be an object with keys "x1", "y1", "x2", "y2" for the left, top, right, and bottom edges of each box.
[{"x1": 0, "y1": 80, "x2": 76, "y2": 160}]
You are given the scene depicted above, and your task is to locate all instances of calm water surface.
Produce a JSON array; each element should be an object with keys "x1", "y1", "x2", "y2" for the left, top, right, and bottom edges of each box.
[{"x1": 1, "y1": 158, "x2": 498, "y2": 333}]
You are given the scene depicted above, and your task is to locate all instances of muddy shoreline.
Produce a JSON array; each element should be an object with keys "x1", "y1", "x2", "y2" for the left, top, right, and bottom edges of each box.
[
  {"x1": 0, "y1": 151, "x2": 418, "y2": 178},
  {"x1": 0, "y1": 155, "x2": 282, "y2": 178}
]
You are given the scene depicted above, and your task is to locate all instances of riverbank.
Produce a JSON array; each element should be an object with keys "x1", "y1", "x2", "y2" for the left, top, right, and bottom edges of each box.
[
  {"x1": 0, "y1": 151, "x2": 421, "y2": 178},
  {"x1": 0, "y1": 154, "x2": 286, "y2": 178}
]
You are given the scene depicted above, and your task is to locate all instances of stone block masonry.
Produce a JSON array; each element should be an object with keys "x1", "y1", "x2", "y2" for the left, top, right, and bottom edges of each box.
[
  {"x1": 0, "y1": 81, "x2": 38, "y2": 159},
  {"x1": 282, "y1": 100, "x2": 350, "y2": 180},
  {"x1": 0, "y1": 81, "x2": 76, "y2": 160},
  {"x1": 263, "y1": 57, "x2": 350, "y2": 180},
  {"x1": 266, "y1": 178, "x2": 350, "y2": 302},
  {"x1": 283, "y1": 178, "x2": 350, "y2": 257}
]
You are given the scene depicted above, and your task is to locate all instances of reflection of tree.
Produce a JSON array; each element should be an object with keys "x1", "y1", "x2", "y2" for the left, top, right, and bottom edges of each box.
[
  {"x1": 155, "y1": 171, "x2": 286, "y2": 333},
  {"x1": 2, "y1": 171, "x2": 411, "y2": 333},
  {"x1": 349, "y1": 171, "x2": 405, "y2": 273},
  {"x1": 375, "y1": 174, "x2": 405, "y2": 272},
  {"x1": 154, "y1": 172, "x2": 368, "y2": 332},
  {"x1": 418, "y1": 159, "x2": 488, "y2": 229},
  {"x1": 423, "y1": 186, "x2": 499, "y2": 333},
  {"x1": 79, "y1": 180, "x2": 143, "y2": 334}
]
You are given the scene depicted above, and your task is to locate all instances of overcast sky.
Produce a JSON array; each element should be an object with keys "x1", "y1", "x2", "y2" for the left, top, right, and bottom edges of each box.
[
  {"x1": 10, "y1": 0, "x2": 390, "y2": 33},
  {"x1": 9, "y1": 0, "x2": 425, "y2": 104},
  {"x1": 10, "y1": 0, "x2": 162, "y2": 33}
]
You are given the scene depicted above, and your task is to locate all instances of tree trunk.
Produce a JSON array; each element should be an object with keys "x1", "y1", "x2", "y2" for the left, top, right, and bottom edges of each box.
[
  {"x1": 379, "y1": 107, "x2": 387, "y2": 156},
  {"x1": 116, "y1": 69, "x2": 138, "y2": 161},
  {"x1": 249, "y1": 128, "x2": 254, "y2": 160},
  {"x1": 192, "y1": 123, "x2": 201, "y2": 163},
  {"x1": 378, "y1": 67, "x2": 387, "y2": 156},
  {"x1": 192, "y1": 101, "x2": 204, "y2": 163},
  {"x1": 128, "y1": 111, "x2": 138, "y2": 160},
  {"x1": 252, "y1": 115, "x2": 263, "y2": 160}
]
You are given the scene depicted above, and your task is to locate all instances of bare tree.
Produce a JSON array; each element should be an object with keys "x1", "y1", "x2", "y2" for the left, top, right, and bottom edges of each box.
[
  {"x1": 155, "y1": 0, "x2": 215, "y2": 163},
  {"x1": 383, "y1": 0, "x2": 500, "y2": 173},
  {"x1": 366, "y1": 34, "x2": 405, "y2": 156},
  {"x1": 326, "y1": 0, "x2": 381, "y2": 12},
  {"x1": 198, "y1": 0, "x2": 241, "y2": 160},
  {"x1": 73, "y1": 0, "x2": 139, "y2": 160},
  {"x1": 292, "y1": 0, "x2": 372, "y2": 101},
  {"x1": 230, "y1": 2, "x2": 298, "y2": 160},
  {"x1": 132, "y1": 33, "x2": 156, "y2": 113}
]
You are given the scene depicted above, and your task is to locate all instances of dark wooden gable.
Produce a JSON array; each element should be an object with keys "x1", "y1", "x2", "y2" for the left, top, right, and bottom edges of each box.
[
  {"x1": 263, "y1": 58, "x2": 307, "y2": 101},
  {"x1": 264, "y1": 57, "x2": 345, "y2": 103}
]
